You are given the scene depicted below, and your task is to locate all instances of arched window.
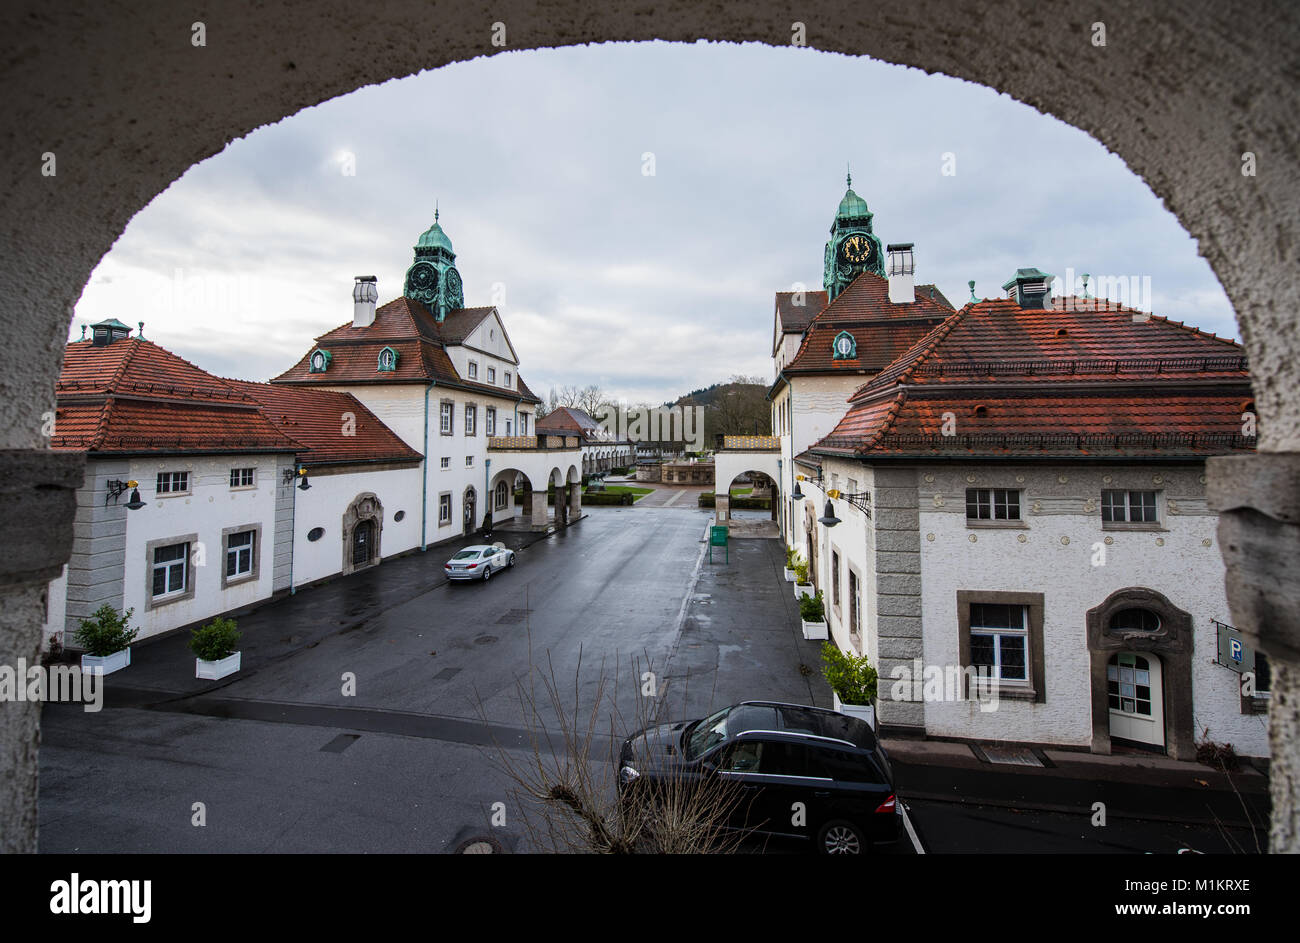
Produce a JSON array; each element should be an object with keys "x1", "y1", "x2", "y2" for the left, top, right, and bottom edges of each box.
[
  {"x1": 1108, "y1": 607, "x2": 1160, "y2": 633},
  {"x1": 495, "y1": 480, "x2": 508, "y2": 511}
]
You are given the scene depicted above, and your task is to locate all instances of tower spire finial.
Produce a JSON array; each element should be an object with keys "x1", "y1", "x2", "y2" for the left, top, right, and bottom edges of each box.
[
  {"x1": 846, "y1": 163, "x2": 852, "y2": 189},
  {"x1": 434, "y1": 199, "x2": 439, "y2": 224}
]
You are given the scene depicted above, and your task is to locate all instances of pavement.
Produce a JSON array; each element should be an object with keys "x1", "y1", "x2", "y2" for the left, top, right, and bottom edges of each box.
[{"x1": 36, "y1": 502, "x2": 1272, "y2": 853}]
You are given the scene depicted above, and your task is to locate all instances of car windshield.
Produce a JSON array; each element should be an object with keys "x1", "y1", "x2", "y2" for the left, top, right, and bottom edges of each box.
[
  {"x1": 451, "y1": 550, "x2": 482, "y2": 560},
  {"x1": 685, "y1": 705, "x2": 734, "y2": 759}
]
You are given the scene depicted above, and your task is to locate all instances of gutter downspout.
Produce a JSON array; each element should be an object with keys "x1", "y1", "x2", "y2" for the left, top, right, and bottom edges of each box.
[
  {"x1": 289, "y1": 456, "x2": 299, "y2": 595},
  {"x1": 485, "y1": 458, "x2": 491, "y2": 531},
  {"x1": 421, "y1": 383, "x2": 432, "y2": 551}
]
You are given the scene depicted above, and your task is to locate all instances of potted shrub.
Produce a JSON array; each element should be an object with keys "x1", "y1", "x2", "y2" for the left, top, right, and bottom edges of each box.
[
  {"x1": 792, "y1": 557, "x2": 813, "y2": 599},
  {"x1": 799, "y1": 589, "x2": 828, "y2": 640},
  {"x1": 190, "y1": 617, "x2": 243, "y2": 680},
  {"x1": 783, "y1": 547, "x2": 798, "y2": 582},
  {"x1": 74, "y1": 604, "x2": 137, "y2": 675},
  {"x1": 821, "y1": 641, "x2": 878, "y2": 731}
]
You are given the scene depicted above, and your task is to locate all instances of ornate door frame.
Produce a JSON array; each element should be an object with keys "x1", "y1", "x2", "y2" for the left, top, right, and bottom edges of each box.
[{"x1": 342, "y1": 492, "x2": 384, "y2": 575}]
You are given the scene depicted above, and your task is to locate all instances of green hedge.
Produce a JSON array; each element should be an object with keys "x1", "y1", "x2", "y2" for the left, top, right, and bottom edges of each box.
[
  {"x1": 697, "y1": 493, "x2": 771, "y2": 510},
  {"x1": 582, "y1": 492, "x2": 634, "y2": 506}
]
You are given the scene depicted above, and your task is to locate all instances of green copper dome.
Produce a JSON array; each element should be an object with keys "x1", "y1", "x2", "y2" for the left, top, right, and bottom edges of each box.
[
  {"x1": 837, "y1": 187, "x2": 870, "y2": 219},
  {"x1": 416, "y1": 219, "x2": 453, "y2": 253}
]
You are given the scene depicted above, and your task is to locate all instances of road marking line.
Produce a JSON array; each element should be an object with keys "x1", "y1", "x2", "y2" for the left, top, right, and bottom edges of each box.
[{"x1": 900, "y1": 801, "x2": 926, "y2": 854}]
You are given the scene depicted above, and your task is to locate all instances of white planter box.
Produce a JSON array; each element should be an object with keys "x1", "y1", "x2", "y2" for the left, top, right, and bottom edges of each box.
[
  {"x1": 81, "y1": 648, "x2": 130, "y2": 675},
  {"x1": 783, "y1": 568, "x2": 796, "y2": 582},
  {"x1": 196, "y1": 651, "x2": 241, "y2": 680},
  {"x1": 795, "y1": 583, "x2": 813, "y2": 600},
  {"x1": 801, "y1": 619, "x2": 828, "y2": 640},
  {"x1": 833, "y1": 692, "x2": 877, "y2": 732}
]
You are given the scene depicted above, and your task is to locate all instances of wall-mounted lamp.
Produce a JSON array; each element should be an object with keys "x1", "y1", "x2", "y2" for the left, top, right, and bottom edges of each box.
[
  {"x1": 793, "y1": 471, "x2": 824, "y2": 502},
  {"x1": 283, "y1": 466, "x2": 311, "y2": 490},
  {"x1": 818, "y1": 498, "x2": 841, "y2": 528},
  {"x1": 827, "y1": 488, "x2": 872, "y2": 517},
  {"x1": 105, "y1": 479, "x2": 147, "y2": 510}
]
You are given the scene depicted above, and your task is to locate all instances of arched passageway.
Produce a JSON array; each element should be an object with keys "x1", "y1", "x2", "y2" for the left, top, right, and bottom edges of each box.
[{"x1": 1, "y1": 1, "x2": 1296, "y2": 853}]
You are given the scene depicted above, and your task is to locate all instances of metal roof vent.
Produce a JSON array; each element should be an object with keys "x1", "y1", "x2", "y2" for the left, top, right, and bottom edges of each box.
[{"x1": 1002, "y1": 268, "x2": 1053, "y2": 309}]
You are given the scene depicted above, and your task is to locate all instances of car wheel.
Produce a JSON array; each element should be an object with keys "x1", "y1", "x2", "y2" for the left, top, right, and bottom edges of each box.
[
  {"x1": 817, "y1": 820, "x2": 865, "y2": 855},
  {"x1": 507, "y1": 553, "x2": 516, "y2": 567},
  {"x1": 482, "y1": 565, "x2": 492, "y2": 581}
]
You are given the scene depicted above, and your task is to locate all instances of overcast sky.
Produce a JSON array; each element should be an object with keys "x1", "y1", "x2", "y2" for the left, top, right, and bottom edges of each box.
[{"x1": 72, "y1": 41, "x2": 1237, "y2": 404}]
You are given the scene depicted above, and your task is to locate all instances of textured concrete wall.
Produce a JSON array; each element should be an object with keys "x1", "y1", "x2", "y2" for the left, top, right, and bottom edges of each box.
[{"x1": 1, "y1": 0, "x2": 1296, "y2": 853}]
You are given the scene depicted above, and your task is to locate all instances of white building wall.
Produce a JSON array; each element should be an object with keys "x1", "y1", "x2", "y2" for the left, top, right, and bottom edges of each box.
[
  {"x1": 788, "y1": 374, "x2": 861, "y2": 459},
  {"x1": 122, "y1": 454, "x2": 281, "y2": 641},
  {"x1": 289, "y1": 465, "x2": 424, "y2": 587},
  {"x1": 916, "y1": 464, "x2": 1269, "y2": 757},
  {"x1": 42, "y1": 565, "x2": 68, "y2": 648},
  {"x1": 322, "y1": 384, "x2": 428, "y2": 451}
]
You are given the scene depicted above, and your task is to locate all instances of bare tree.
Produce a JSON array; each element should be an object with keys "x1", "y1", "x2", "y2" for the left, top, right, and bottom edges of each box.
[{"x1": 479, "y1": 645, "x2": 754, "y2": 853}]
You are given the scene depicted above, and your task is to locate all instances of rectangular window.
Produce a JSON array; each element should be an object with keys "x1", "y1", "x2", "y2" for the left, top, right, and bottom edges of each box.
[
  {"x1": 969, "y1": 603, "x2": 1029, "y2": 683},
  {"x1": 505, "y1": 419, "x2": 513, "y2": 436},
  {"x1": 847, "y1": 478, "x2": 857, "y2": 495},
  {"x1": 440, "y1": 402, "x2": 453, "y2": 435},
  {"x1": 225, "y1": 530, "x2": 255, "y2": 580},
  {"x1": 831, "y1": 550, "x2": 841, "y2": 608},
  {"x1": 966, "y1": 488, "x2": 1021, "y2": 521},
  {"x1": 465, "y1": 404, "x2": 477, "y2": 436},
  {"x1": 440, "y1": 456, "x2": 450, "y2": 469},
  {"x1": 229, "y1": 467, "x2": 255, "y2": 488},
  {"x1": 468, "y1": 361, "x2": 478, "y2": 379},
  {"x1": 156, "y1": 471, "x2": 189, "y2": 494},
  {"x1": 487, "y1": 366, "x2": 496, "y2": 383},
  {"x1": 520, "y1": 413, "x2": 529, "y2": 435},
  {"x1": 1101, "y1": 489, "x2": 1158, "y2": 524},
  {"x1": 151, "y1": 542, "x2": 189, "y2": 598},
  {"x1": 486, "y1": 407, "x2": 496, "y2": 436},
  {"x1": 439, "y1": 493, "x2": 452, "y2": 524},
  {"x1": 504, "y1": 371, "x2": 512, "y2": 388},
  {"x1": 849, "y1": 569, "x2": 861, "y2": 636},
  {"x1": 466, "y1": 455, "x2": 474, "y2": 467}
]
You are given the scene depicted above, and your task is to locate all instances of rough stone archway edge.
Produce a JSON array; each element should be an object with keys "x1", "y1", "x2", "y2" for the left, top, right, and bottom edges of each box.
[{"x1": 0, "y1": 1, "x2": 1296, "y2": 853}]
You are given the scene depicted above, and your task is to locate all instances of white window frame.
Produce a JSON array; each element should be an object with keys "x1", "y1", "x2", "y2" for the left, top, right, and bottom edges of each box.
[
  {"x1": 229, "y1": 467, "x2": 255, "y2": 489},
  {"x1": 487, "y1": 366, "x2": 496, "y2": 383},
  {"x1": 466, "y1": 455, "x2": 474, "y2": 467},
  {"x1": 151, "y1": 542, "x2": 189, "y2": 600},
  {"x1": 504, "y1": 371, "x2": 512, "y2": 388},
  {"x1": 438, "y1": 493, "x2": 452, "y2": 525},
  {"x1": 465, "y1": 403, "x2": 477, "y2": 436},
  {"x1": 965, "y1": 487, "x2": 1021, "y2": 522},
  {"x1": 468, "y1": 360, "x2": 478, "y2": 379},
  {"x1": 225, "y1": 529, "x2": 255, "y2": 582},
  {"x1": 1101, "y1": 489, "x2": 1160, "y2": 526},
  {"x1": 969, "y1": 603, "x2": 1030, "y2": 684},
  {"x1": 486, "y1": 407, "x2": 496, "y2": 436},
  {"x1": 440, "y1": 456, "x2": 450, "y2": 469},
  {"x1": 156, "y1": 471, "x2": 190, "y2": 495},
  {"x1": 440, "y1": 401, "x2": 454, "y2": 435}
]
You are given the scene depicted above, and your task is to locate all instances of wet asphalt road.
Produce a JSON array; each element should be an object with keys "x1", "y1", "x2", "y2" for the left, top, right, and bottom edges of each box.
[{"x1": 37, "y1": 506, "x2": 823, "y2": 853}]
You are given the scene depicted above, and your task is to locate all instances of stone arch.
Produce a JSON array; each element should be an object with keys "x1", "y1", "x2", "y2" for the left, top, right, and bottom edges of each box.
[
  {"x1": 1085, "y1": 586, "x2": 1195, "y2": 761},
  {"x1": 4, "y1": 0, "x2": 1298, "y2": 855},
  {"x1": 342, "y1": 492, "x2": 383, "y2": 575}
]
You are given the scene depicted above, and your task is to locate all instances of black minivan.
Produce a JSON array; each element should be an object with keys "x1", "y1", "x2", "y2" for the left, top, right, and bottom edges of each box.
[{"x1": 617, "y1": 700, "x2": 898, "y2": 854}]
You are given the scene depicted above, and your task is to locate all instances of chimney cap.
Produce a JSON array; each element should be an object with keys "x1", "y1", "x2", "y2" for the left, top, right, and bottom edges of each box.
[
  {"x1": 886, "y1": 243, "x2": 915, "y2": 252},
  {"x1": 354, "y1": 275, "x2": 377, "y2": 282},
  {"x1": 1000, "y1": 267, "x2": 1053, "y2": 291}
]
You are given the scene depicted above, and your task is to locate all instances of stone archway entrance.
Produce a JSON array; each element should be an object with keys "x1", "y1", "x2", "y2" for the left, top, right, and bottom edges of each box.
[
  {"x1": 1086, "y1": 587, "x2": 1195, "y2": 760},
  {"x1": 463, "y1": 487, "x2": 477, "y2": 537},
  {"x1": 342, "y1": 493, "x2": 383, "y2": 575},
  {"x1": 4, "y1": 0, "x2": 1298, "y2": 856}
]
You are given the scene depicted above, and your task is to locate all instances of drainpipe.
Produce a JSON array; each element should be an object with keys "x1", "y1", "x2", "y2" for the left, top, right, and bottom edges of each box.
[
  {"x1": 288, "y1": 455, "x2": 298, "y2": 595},
  {"x1": 421, "y1": 383, "x2": 432, "y2": 551},
  {"x1": 484, "y1": 457, "x2": 491, "y2": 530}
]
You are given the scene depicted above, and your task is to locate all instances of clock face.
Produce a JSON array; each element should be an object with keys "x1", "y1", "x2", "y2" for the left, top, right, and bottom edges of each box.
[
  {"x1": 406, "y1": 261, "x2": 438, "y2": 294},
  {"x1": 444, "y1": 267, "x2": 464, "y2": 308},
  {"x1": 311, "y1": 351, "x2": 325, "y2": 370},
  {"x1": 836, "y1": 335, "x2": 853, "y2": 355},
  {"x1": 841, "y1": 234, "x2": 873, "y2": 264}
]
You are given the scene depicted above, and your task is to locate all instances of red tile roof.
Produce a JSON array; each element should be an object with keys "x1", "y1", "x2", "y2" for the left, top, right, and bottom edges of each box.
[
  {"x1": 226, "y1": 381, "x2": 422, "y2": 466},
  {"x1": 814, "y1": 295, "x2": 1255, "y2": 459},
  {"x1": 53, "y1": 339, "x2": 303, "y2": 455},
  {"x1": 273, "y1": 297, "x2": 542, "y2": 403},
  {"x1": 536, "y1": 406, "x2": 622, "y2": 444},
  {"x1": 782, "y1": 273, "x2": 954, "y2": 376}
]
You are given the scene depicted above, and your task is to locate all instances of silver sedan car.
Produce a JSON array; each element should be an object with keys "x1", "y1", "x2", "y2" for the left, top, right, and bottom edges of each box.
[{"x1": 444, "y1": 544, "x2": 516, "y2": 582}]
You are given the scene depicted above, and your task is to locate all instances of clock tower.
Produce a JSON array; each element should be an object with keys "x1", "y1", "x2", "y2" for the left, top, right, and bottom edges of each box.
[
  {"x1": 403, "y1": 208, "x2": 465, "y2": 322},
  {"x1": 822, "y1": 171, "x2": 885, "y2": 301}
]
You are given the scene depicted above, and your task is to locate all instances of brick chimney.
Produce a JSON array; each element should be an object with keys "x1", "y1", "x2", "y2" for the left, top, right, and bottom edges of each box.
[
  {"x1": 352, "y1": 276, "x2": 378, "y2": 328},
  {"x1": 887, "y1": 243, "x2": 915, "y2": 304}
]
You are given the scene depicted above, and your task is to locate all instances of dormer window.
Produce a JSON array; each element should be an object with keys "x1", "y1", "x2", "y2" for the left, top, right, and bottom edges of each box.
[
  {"x1": 309, "y1": 349, "x2": 332, "y2": 373},
  {"x1": 832, "y1": 330, "x2": 857, "y2": 360},
  {"x1": 378, "y1": 347, "x2": 399, "y2": 372}
]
